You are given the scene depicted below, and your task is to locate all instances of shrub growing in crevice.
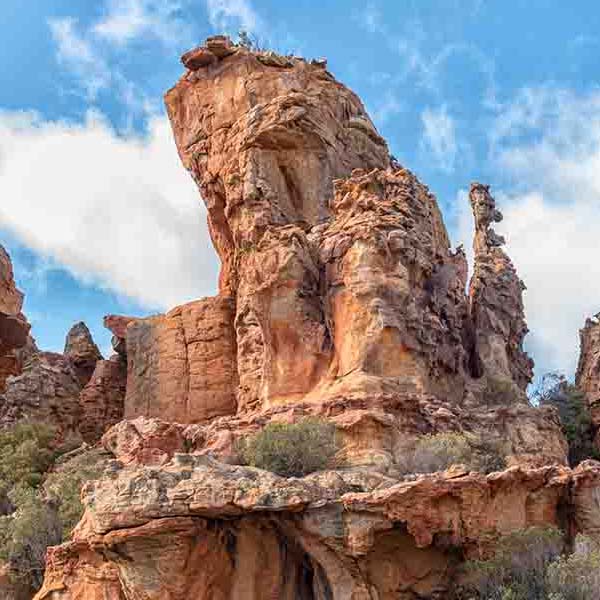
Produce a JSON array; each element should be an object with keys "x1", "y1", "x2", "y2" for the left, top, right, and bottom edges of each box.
[
  {"x1": 397, "y1": 432, "x2": 506, "y2": 475},
  {"x1": 237, "y1": 418, "x2": 339, "y2": 477}
]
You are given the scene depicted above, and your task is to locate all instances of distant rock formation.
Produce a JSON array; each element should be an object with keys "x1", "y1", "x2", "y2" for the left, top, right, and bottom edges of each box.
[
  {"x1": 0, "y1": 249, "x2": 124, "y2": 443},
  {"x1": 64, "y1": 321, "x2": 103, "y2": 386},
  {"x1": 577, "y1": 314, "x2": 600, "y2": 444}
]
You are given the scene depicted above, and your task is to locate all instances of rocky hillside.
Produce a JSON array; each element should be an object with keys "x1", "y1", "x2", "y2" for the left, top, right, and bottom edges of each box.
[{"x1": 0, "y1": 35, "x2": 600, "y2": 599}]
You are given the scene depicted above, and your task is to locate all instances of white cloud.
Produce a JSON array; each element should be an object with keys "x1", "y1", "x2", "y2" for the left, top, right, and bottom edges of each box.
[
  {"x1": 205, "y1": 0, "x2": 261, "y2": 35},
  {"x1": 49, "y1": 18, "x2": 111, "y2": 99},
  {"x1": 421, "y1": 105, "x2": 458, "y2": 172},
  {"x1": 456, "y1": 87, "x2": 600, "y2": 377},
  {"x1": 0, "y1": 110, "x2": 219, "y2": 310},
  {"x1": 93, "y1": 0, "x2": 193, "y2": 47}
]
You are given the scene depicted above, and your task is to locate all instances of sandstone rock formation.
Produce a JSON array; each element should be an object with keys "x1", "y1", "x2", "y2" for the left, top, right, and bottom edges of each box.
[
  {"x1": 469, "y1": 183, "x2": 533, "y2": 390},
  {"x1": 33, "y1": 37, "x2": 576, "y2": 599},
  {"x1": 34, "y1": 436, "x2": 600, "y2": 600},
  {"x1": 0, "y1": 245, "x2": 30, "y2": 393},
  {"x1": 94, "y1": 36, "x2": 564, "y2": 467},
  {"x1": 576, "y1": 314, "x2": 600, "y2": 442},
  {"x1": 64, "y1": 322, "x2": 103, "y2": 386}
]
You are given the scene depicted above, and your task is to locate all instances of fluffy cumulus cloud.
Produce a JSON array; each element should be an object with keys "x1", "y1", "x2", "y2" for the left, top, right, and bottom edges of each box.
[
  {"x1": 457, "y1": 87, "x2": 600, "y2": 377},
  {"x1": 0, "y1": 111, "x2": 219, "y2": 309}
]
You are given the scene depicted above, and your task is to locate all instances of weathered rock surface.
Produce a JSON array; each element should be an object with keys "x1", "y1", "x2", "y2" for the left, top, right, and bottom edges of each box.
[
  {"x1": 469, "y1": 183, "x2": 533, "y2": 390},
  {"x1": 0, "y1": 352, "x2": 82, "y2": 440},
  {"x1": 96, "y1": 37, "x2": 564, "y2": 469},
  {"x1": 123, "y1": 297, "x2": 237, "y2": 423},
  {"x1": 64, "y1": 322, "x2": 103, "y2": 386},
  {"x1": 33, "y1": 37, "x2": 574, "y2": 599},
  {"x1": 34, "y1": 449, "x2": 600, "y2": 600},
  {"x1": 576, "y1": 314, "x2": 600, "y2": 441},
  {"x1": 78, "y1": 356, "x2": 126, "y2": 443},
  {"x1": 0, "y1": 245, "x2": 30, "y2": 392}
]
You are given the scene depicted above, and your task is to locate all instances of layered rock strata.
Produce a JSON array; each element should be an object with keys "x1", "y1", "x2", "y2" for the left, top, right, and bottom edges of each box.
[{"x1": 33, "y1": 433, "x2": 600, "y2": 600}]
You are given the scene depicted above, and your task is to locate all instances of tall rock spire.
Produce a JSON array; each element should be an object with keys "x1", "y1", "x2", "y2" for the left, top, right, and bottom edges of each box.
[{"x1": 468, "y1": 183, "x2": 533, "y2": 389}]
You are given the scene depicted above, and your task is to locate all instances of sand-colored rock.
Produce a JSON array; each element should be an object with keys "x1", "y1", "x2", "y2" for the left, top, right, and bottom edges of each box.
[
  {"x1": 576, "y1": 314, "x2": 600, "y2": 436},
  {"x1": 78, "y1": 356, "x2": 126, "y2": 443},
  {"x1": 36, "y1": 451, "x2": 600, "y2": 600},
  {"x1": 123, "y1": 297, "x2": 237, "y2": 423},
  {"x1": 0, "y1": 352, "x2": 82, "y2": 440}
]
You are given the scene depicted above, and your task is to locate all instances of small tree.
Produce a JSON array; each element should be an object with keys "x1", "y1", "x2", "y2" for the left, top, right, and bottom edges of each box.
[
  {"x1": 238, "y1": 418, "x2": 339, "y2": 477},
  {"x1": 535, "y1": 372, "x2": 598, "y2": 466}
]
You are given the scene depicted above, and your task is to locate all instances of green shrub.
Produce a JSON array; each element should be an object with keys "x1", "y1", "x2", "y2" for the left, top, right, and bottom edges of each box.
[
  {"x1": 484, "y1": 377, "x2": 523, "y2": 405},
  {"x1": 0, "y1": 488, "x2": 61, "y2": 590},
  {"x1": 463, "y1": 527, "x2": 563, "y2": 600},
  {"x1": 44, "y1": 448, "x2": 107, "y2": 538},
  {"x1": 535, "y1": 372, "x2": 599, "y2": 466},
  {"x1": 546, "y1": 535, "x2": 600, "y2": 599},
  {"x1": 0, "y1": 423, "x2": 56, "y2": 494},
  {"x1": 238, "y1": 418, "x2": 339, "y2": 477},
  {"x1": 398, "y1": 432, "x2": 506, "y2": 475}
]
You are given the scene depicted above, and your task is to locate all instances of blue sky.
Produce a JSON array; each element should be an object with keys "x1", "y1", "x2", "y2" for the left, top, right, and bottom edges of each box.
[{"x1": 0, "y1": 1, "x2": 599, "y2": 375}]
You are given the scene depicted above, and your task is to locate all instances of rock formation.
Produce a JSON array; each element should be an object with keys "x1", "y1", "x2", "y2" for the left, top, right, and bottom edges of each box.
[
  {"x1": 28, "y1": 36, "x2": 585, "y2": 599},
  {"x1": 576, "y1": 314, "x2": 600, "y2": 443},
  {"x1": 0, "y1": 263, "x2": 124, "y2": 443},
  {"x1": 64, "y1": 322, "x2": 103, "y2": 386},
  {"x1": 92, "y1": 36, "x2": 564, "y2": 467},
  {"x1": 469, "y1": 183, "x2": 533, "y2": 390},
  {"x1": 0, "y1": 245, "x2": 30, "y2": 393},
  {"x1": 33, "y1": 427, "x2": 600, "y2": 600}
]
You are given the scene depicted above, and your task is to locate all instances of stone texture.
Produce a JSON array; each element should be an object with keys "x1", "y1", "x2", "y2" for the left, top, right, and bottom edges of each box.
[
  {"x1": 33, "y1": 38, "x2": 574, "y2": 599},
  {"x1": 64, "y1": 322, "x2": 103, "y2": 386},
  {"x1": 0, "y1": 245, "x2": 30, "y2": 392},
  {"x1": 36, "y1": 451, "x2": 600, "y2": 600},
  {"x1": 78, "y1": 356, "x2": 126, "y2": 443},
  {"x1": 123, "y1": 297, "x2": 237, "y2": 423},
  {"x1": 0, "y1": 352, "x2": 82, "y2": 440}
]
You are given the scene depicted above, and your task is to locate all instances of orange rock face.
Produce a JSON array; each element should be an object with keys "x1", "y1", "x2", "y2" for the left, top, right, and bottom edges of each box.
[
  {"x1": 123, "y1": 297, "x2": 237, "y2": 422},
  {"x1": 33, "y1": 37, "x2": 575, "y2": 599},
  {"x1": 35, "y1": 448, "x2": 600, "y2": 600},
  {"x1": 0, "y1": 245, "x2": 30, "y2": 392}
]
